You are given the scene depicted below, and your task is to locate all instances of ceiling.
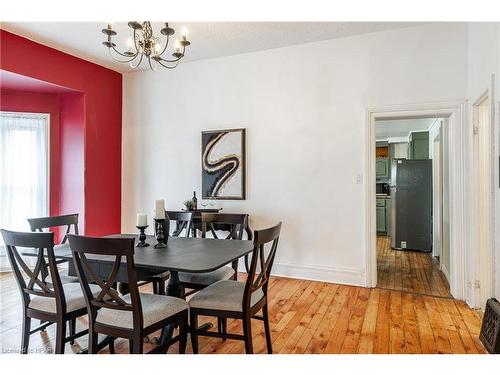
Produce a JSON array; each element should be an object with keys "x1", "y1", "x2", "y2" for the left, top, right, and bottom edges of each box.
[
  {"x1": 376, "y1": 118, "x2": 437, "y2": 140},
  {"x1": 0, "y1": 22, "x2": 426, "y2": 73}
]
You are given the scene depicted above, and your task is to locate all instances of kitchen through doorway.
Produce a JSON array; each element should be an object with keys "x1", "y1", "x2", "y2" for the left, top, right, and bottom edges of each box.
[{"x1": 374, "y1": 116, "x2": 451, "y2": 298}]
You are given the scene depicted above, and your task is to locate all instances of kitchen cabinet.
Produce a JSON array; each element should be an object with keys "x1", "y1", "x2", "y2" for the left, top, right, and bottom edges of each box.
[
  {"x1": 408, "y1": 131, "x2": 429, "y2": 159},
  {"x1": 376, "y1": 158, "x2": 389, "y2": 179},
  {"x1": 376, "y1": 196, "x2": 391, "y2": 235}
]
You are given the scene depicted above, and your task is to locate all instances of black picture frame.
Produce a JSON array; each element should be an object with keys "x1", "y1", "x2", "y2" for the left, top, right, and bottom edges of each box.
[{"x1": 201, "y1": 128, "x2": 246, "y2": 200}]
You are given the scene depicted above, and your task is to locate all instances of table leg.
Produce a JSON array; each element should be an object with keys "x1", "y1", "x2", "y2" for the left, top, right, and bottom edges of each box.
[
  {"x1": 157, "y1": 271, "x2": 213, "y2": 350},
  {"x1": 157, "y1": 271, "x2": 182, "y2": 347}
]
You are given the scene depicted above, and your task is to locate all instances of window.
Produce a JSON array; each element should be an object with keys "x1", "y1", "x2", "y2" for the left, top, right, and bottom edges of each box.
[{"x1": 0, "y1": 112, "x2": 49, "y2": 270}]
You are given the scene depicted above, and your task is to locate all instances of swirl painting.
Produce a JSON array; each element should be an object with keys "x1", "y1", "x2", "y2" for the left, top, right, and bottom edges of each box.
[{"x1": 201, "y1": 128, "x2": 246, "y2": 200}]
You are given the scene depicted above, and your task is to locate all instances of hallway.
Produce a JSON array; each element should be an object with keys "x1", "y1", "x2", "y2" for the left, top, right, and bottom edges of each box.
[{"x1": 377, "y1": 236, "x2": 451, "y2": 298}]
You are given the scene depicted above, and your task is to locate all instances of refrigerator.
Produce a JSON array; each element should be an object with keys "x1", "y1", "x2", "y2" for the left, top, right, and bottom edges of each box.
[{"x1": 390, "y1": 159, "x2": 432, "y2": 252}]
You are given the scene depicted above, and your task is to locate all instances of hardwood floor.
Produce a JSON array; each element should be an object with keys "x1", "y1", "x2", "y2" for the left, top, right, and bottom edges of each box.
[
  {"x1": 377, "y1": 235, "x2": 451, "y2": 298},
  {"x1": 0, "y1": 271, "x2": 485, "y2": 354}
]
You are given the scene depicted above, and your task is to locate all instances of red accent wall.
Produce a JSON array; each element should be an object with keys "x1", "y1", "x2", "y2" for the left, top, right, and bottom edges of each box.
[
  {"x1": 0, "y1": 30, "x2": 122, "y2": 235},
  {"x1": 0, "y1": 89, "x2": 62, "y2": 219}
]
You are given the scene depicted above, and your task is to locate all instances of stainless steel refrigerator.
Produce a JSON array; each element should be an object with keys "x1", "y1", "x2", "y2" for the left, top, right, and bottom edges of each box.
[{"x1": 390, "y1": 159, "x2": 432, "y2": 252}]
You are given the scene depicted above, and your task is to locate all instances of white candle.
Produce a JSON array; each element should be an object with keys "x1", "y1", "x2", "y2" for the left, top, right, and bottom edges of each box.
[
  {"x1": 155, "y1": 199, "x2": 166, "y2": 220},
  {"x1": 136, "y1": 213, "x2": 147, "y2": 227}
]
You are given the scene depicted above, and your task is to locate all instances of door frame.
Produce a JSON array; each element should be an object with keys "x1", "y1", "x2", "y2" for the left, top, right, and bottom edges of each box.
[
  {"x1": 365, "y1": 101, "x2": 467, "y2": 301},
  {"x1": 472, "y1": 89, "x2": 495, "y2": 308}
]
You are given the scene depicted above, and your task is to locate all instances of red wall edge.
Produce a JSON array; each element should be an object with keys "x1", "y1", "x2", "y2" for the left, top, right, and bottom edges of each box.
[{"x1": 0, "y1": 30, "x2": 122, "y2": 235}]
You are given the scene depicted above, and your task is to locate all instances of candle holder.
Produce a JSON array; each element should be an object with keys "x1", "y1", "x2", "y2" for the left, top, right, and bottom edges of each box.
[
  {"x1": 154, "y1": 219, "x2": 168, "y2": 248},
  {"x1": 136, "y1": 225, "x2": 150, "y2": 247}
]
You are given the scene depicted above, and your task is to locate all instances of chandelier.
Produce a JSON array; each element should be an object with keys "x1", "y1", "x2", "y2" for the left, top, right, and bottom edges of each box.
[{"x1": 102, "y1": 22, "x2": 190, "y2": 71}]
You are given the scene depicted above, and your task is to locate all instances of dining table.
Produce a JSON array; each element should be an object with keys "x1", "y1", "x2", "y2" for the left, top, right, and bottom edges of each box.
[{"x1": 46, "y1": 233, "x2": 254, "y2": 348}]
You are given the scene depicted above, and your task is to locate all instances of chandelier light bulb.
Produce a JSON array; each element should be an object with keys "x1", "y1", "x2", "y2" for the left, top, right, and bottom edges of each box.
[{"x1": 175, "y1": 39, "x2": 181, "y2": 53}]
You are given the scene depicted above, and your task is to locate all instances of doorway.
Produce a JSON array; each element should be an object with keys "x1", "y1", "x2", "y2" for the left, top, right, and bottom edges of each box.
[
  {"x1": 365, "y1": 102, "x2": 468, "y2": 301},
  {"x1": 374, "y1": 117, "x2": 451, "y2": 297}
]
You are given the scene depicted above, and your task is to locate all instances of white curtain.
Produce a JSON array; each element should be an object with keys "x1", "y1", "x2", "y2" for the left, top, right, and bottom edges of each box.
[{"x1": 0, "y1": 112, "x2": 49, "y2": 271}]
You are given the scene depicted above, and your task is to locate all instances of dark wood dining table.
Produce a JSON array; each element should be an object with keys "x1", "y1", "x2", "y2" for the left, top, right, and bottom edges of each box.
[{"x1": 49, "y1": 233, "x2": 254, "y2": 347}]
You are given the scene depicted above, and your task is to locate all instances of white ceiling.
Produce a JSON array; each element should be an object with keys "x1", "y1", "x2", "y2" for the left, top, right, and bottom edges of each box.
[
  {"x1": 376, "y1": 118, "x2": 437, "y2": 140},
  {"x1": 0, "y1": 22, "x2": 426, "y2": 73}
]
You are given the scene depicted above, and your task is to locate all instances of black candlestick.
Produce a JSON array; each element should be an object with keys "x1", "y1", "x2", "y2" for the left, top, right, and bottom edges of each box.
[
  {"x1": 136, "y1": 225, "x2": 149, "y2": 247},
  {"x1": 154, "y1": 219, "x2": 167, "y2": 248}
]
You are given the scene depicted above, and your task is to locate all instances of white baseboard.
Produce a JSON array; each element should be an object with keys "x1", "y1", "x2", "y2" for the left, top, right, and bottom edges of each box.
[
  {"x1": 270, "y1": 262, "x2": 366, "y2": 287},
  {"x1": 441, "y1": 263, "x2": 450, "y2": 283}
]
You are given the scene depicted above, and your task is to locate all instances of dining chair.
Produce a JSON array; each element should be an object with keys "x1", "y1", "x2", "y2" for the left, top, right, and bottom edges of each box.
[
  {"x1": 27, "y1": 214, "x2": 80, "y2": 284},
  {"x1": 147, "y1": 211, "x2": 193, "y2": 295},
  {"x1": 189, "y1": 222, "x2": 282, "y2": 354},
  {"x1": 0, "y1": 229, "x2": 112, "y2": 354},
  {"x1": 179, "y1": 213, "x2": 249, "y2": 297},
  {"x1": 68, "y1": 234, "x2": 189, "y2": 354}
]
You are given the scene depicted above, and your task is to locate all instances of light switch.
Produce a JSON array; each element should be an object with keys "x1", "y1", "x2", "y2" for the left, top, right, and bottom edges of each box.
[{"x1": 355, "y1": 173, "x2": 363, "y2": 184}]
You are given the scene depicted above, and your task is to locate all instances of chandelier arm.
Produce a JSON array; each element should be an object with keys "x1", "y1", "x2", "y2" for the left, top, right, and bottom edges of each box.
[
  {"x1": 110, "y1": 43, "x2": 140, "y2": 59},
  {"x1": 108, "y1": 48, "x2": 140, "y2": 63},
  {"x1": 147, "y1": 56, "x2": 158, "y2": 71},
  {"x1": 129, "y1": 53, "x2": 144, "y2": 69},
  {"x1": 157, "y1": 34, "x2": 170, "y2": 57},
  {"x1": 133, "y1": 29, "x2": 141, "y2": 53},
  {"x1": 159, "y1": 45, "x2": 186, "y2": 63},
  {"x1": 155, "y1": 58, "x2": 180, "y2": 70}
]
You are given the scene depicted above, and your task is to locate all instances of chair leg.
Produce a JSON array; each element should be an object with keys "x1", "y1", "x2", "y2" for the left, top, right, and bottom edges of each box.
[
  {"x1": 158, "y1": 279, "x2": 166, "y2": 295},
  {"x1": 178, "y1": 312, "x2": 188, "y2": 354},
  {"x1": 132, "y1": 335, "x2": 143, "y2": 354},
  {"x1": 21, "y1": 315, "x2": 31, "y2": 354},
  {"x1": 88, "y1": 328, "x2": 98, "y2": 354},
  {"x1": 108, "y1": 338, "x2": 115, "y2": 354},
  {"x1": 69, "y1": 319, "x2": 76, "y2": 345},
  {"x1": 152, "y1": 281, "x2": 158, "y2": 295},
  {"x1": 219, "y1": 317, "x2": 227, "y2": 341},
  {"x1": 242, "y1": 317, "x2": 253, "y2": 354},
  {"x1": 262, "y1": 304, "x2": 273, "y2": 354},
  {"x1": 190, "y1": 310, "x2": 199, "y2": 354},
  {"x1": 55, "y1": 320, "x2": 66, "y2": 354}
]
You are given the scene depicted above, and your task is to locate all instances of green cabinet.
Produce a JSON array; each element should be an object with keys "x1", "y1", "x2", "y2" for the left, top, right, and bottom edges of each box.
[
  {"x1": 407, "y1": 131, "x2": 429, "y2": 159},
  {"x1": 385, "y1": 198, "x2": 391, "y2": 235},
  {"x1": 376, "y1": 206, "x2": 386, "y2": 233},
  {"x1": 376, "y1": 158, "x2": 389, "y2": 179},
  {"x1": 376, "y1": 197, "x2": 391, "y2": 235}
]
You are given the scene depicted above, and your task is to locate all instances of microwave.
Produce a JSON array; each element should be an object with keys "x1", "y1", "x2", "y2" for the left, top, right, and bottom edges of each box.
[{"x1": 376, "y1": 183, "x2": 390, "y2": 195}]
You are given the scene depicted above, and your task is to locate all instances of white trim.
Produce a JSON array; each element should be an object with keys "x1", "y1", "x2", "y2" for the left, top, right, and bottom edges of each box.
[
  {"x1": 441, "y1": 263, "x2": 451, "y2": 284},
  {"x1": 271, "y1": 263, "x2": 365, "y2": 287},
  {"x1": 366, "y1": 101, "x2": 468, "y2": 302}
]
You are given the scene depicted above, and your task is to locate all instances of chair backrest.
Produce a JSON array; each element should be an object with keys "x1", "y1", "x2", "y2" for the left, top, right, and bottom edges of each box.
[
  {"x1": 200, "y1": 213, "x2": 248, "y2": 240},
  {"x1": 166, "y1": 211, "x2": 193, "y2": 237},
  {"x1": 67, "y1": 235, "x2": 144, "y2": 329},
  {"x1": 0, "y1": 229, "x2": 66, "y2": 313},
  {"x1": 27, "y1": 214, "x2": 79, "y2": 244},
  {"x1": 243, "y1": 222, "x2": 282, "y2": 311}
]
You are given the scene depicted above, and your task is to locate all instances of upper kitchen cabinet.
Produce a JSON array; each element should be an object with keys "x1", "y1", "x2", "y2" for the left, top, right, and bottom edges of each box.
[
  {"x1": 376, "y1": 142, "x2": 390, "y2": 179},
  {"x1": 376, "y1": 158, "x2": 389, "y2": 178},
  {"x1": 407, "y1": 131, "x2": 429, "y2": 159}
]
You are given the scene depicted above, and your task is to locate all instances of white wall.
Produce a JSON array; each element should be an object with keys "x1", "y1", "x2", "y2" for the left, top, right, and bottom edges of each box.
[
  {"x1": 466, "y1": 23, "x2": 500, "y2": 303},
  {"x1": 122, "y1": 23, "x2": 468, "y2": 286}
]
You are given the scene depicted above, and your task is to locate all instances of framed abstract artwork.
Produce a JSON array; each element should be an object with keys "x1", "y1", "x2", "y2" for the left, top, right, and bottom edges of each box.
[{"x1": 201, "y1": 128, "x2": 246, "y2": 200}]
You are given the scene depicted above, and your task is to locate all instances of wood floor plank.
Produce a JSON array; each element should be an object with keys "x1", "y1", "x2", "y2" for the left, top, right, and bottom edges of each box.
[{"x1": 0, "y1": 271, "x2": 486, "y2": 354}]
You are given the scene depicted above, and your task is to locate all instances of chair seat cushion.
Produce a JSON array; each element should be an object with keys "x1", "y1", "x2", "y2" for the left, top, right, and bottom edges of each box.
[
  {"x1": 179, "y1": 266, "x2": 234, "y2": 286},
  {"x1": 96, "y1": 293, "x2": 188, "y2": 330},
  {"x1": 189, "y1": 280, "x2": 264, "y2": 312},
  {"x1": 29, "y1": 283, "x2": 100, "y2": 314}
]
